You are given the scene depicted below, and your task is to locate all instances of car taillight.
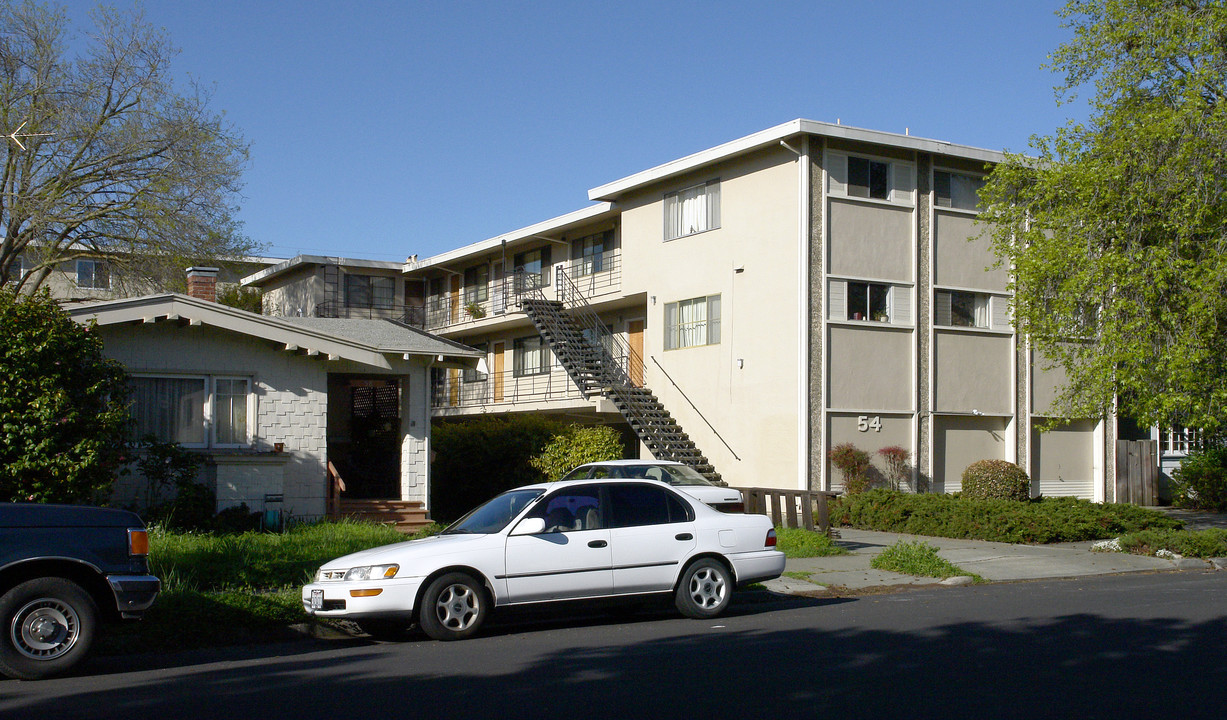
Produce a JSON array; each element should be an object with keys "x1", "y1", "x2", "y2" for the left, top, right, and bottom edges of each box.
[
  {"x1": 129, "y1": 528, "x2": 150, "y2": 556},
  {"x1": 765, "y1": 528, "x2": 777, "y2": 547}
]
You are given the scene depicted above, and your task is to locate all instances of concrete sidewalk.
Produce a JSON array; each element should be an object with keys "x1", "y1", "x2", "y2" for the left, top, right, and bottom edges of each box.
[{"x1": 762, "y1": 528, "x2": 1225, "y2": 595}]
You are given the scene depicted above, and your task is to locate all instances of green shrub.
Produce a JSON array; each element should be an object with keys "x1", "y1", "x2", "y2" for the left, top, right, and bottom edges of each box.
[
  {"x1": 961, "y1": 459, "x2": 1032, "y2": 501},
  {"x1": 773, "y1": 527, "x2": 848, "y2": 558},
  {"x1": 829, "y1": 443, "x2": 871, "y2": 494},
  {"x1": 529, "y1": 424, "x2": 625, "y2": 480},
  {"x1": 0, "y1": 290, "x2": 131, "y2": 503},
  {"x1": 832, "y1": 489, "x2": 1182, "y2": 544},
  {"x1": 1171, "y1": 447, "x2": 1227, "y2": 511},
  {"x1": 1117, "y1": 528, "x2": 1227, "y2": 558},
  {"x1": 430, "y1": 415, "x2": 569, "y2": 521}
]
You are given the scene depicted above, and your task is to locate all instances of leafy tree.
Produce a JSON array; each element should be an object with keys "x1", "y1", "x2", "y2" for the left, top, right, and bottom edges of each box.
[
  {"x1": 216, "y1": 284, "x2": 263, "y2": 313},
  {"x1": 980, "y1": 0, "x2": 1227, "y2": 432},
  {"x1": 529, "y1": 424, "x2": 625, "y2": 480},
  {"x1": 0, "y1": 290, "x2": 131, "y2": 503},
  {"x1": 0, "y1": 1, "x2": 256, "y2": 295}
]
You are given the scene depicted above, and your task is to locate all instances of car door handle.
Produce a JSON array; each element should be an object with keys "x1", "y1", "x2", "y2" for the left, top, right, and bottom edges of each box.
[
  {"x1": 588, "y1": 540, "x2": 608, "y2": 548},
  {"x1": 675, "y1": 533, "x2": 693, "y2": 541}
]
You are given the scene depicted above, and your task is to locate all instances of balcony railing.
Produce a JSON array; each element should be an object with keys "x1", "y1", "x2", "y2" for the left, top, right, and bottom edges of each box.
[
  {"x1": 431, "y1": 363, "x2": 626, "y2": 409},
  {"x1": 417, "y1": 249, "x2": 622, "y2": 332}
]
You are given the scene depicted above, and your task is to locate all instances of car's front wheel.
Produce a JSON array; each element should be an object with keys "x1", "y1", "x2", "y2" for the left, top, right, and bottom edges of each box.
[
  {"x1": 418, "y1": 572, "x2": 487, "y2": 641},
  {"x1": 0, "y1": 577, "x2": 98, "y2": 680},
  {"x1": 675, "y1": 558, "x2": 731, "y2": 619}
]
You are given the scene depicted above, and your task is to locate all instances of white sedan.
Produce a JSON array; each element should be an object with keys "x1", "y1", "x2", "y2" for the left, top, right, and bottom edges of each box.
[{"x1": 302, "y1": 478, "x2": 785, "y2": 641}]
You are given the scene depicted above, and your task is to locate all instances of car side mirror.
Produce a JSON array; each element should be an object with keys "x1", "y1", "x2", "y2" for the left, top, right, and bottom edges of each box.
[{"x1": 510, "y1": 517, "x2": 546, "y2": 536}]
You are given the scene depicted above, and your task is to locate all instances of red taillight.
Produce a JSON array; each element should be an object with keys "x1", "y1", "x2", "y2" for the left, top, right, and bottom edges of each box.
[
  {"x1": 765, "y1": 528, "x2": 777, "y2": 547},
  {"x1": 128, "y1": 528, "x2": 150, "y2": 556}
]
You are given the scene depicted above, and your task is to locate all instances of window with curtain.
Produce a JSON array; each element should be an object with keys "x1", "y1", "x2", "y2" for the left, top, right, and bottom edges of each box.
[
  {"x1": 213, "y1": 378, "x2": 250, "y2": 446},
  {"x1": 664, "y1": 181, "x2": 720, "y2": 241},
  {"x1": 513, "y1": 336, "x2": 548, "y2": 376},
  {"x1": 573, "y1": 231, "x2": 610, "y2": 275},
  {"x1": 935, "y1": 290, "x2": 989, "y2": 328},
  {"x1": 346, "y1": 275, "x2": 395, "y2": 309},
  {"x1": 664, "y1": 295, "x2": 721, "y2": 349},
  {"x1": 934, "y1": 171, "x2": 985, "y2": 211},
  {"x1": 463, "y1": 264, "x2": 489, "y2": 303},
  {"x1": 129, "y1": 377, "x2": 208, "y2": 445}
]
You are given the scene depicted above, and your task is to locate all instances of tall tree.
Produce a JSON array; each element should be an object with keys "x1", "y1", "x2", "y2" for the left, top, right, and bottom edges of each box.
[
  {"x1": 980, "y1": 0, "x2": 1227, "y2": 432},
  {"x1": 0, "y1": 1, "x2": 255, "y2": 295}
]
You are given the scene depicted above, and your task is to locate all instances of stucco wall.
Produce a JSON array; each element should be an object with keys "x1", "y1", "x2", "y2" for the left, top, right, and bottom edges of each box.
[
  {"x1": 616, "y1": 145, "x2": 803, "y2": 489},
  {"x1": 827, "y1": 326, "x2": 914, "y2": 410},
  {"x1": 933, "y1": 415, "x2": 1010, "y2": 492},
  {"x1": 1031, "y1": 419, "x2": 1097, "y2": 498},
  {"x1": 828, "y1": 201, "x2": 914, "y2": 282},
  {"x1": 933, "y1": 331, "x2": 1012, "y2": 414},
  {"x1": 933, "y1": 212, "x2": 1008, "y2": 291}
]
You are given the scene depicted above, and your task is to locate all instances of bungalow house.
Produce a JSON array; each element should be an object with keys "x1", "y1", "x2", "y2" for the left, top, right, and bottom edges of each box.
[{"x1": 68, "y1": 268, "x2": 481, "y2": 523}]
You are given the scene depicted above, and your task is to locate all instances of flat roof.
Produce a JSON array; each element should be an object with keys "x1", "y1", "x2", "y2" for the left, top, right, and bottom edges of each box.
[
  {"x1": 242, "y1": 254, "x2": 405, "y2": 287},
  {"x1": 403, "y1": 203, "x2": 617, "y2": 274},
  {"x1": 588, "y1": 118, "x2": 1006, "y2": 201}
]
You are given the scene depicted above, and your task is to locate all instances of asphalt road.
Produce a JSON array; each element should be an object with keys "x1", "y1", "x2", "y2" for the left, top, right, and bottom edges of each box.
[{"x1": 2, "y1": 572, "x2": 1225, "y2": 720}]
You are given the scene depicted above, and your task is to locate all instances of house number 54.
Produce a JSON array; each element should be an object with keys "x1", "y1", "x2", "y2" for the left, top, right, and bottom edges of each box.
[{"x1": 857, "y1": 415, "x2": 882, "y2": 433}]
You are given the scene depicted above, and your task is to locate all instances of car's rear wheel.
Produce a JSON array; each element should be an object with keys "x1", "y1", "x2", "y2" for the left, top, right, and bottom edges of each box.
[
  {"x1": 0, "y1": 577, "x2": 98, "y2": 680},
  {"x1": 418, "y1": 572, "x2": 487, "y2": 641},
  {"x1": 675, "y1": 558, "x2": 731, "y2": 619}
]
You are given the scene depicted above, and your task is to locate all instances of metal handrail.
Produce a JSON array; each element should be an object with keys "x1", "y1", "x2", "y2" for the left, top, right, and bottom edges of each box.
[{"x1": 650, "y1": 356, "x2": 741, "y2": 462}]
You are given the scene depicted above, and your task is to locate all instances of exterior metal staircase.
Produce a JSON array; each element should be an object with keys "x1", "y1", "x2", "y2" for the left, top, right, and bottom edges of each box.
[{"x1": 516, "y1": 270, "x2": 724, "y2": 484}]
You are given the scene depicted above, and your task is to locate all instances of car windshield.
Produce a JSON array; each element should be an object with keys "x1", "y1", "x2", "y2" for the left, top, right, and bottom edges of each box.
[
  {"x1": 442, "y1": 489, "x2": 543, "y2": 535},
  {"x1": 655, "y1": 464, "x2": 716, "y2": 486}
]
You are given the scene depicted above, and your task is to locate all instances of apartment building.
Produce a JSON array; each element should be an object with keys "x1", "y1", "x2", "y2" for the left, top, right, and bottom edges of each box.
[{"x1": 252, "y1": 119, "x2": 1120, "y2": 501}]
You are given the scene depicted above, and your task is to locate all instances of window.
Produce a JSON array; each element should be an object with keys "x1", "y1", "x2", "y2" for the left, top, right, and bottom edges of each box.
[
  {"x1": 463, "y1": 343, "x2": 488, "y2": 383},
  {"x1": 848, "y1": 157, "x2": 890, "y2": 200},
  {"x1": 513, "y1": 336, "x2": 549, "y2": 376},
  {"x1": 531, "y1": 487, "x2": 602, "y2": 532},
  {"x1": 664, "y1": 295, "x2": 721, "y2": 350},
  {"x1": 573, "y1": 231, "x2": 610, "y2": 275},
  {"x1": 463, "y1": 264, "x2": 489, "y2": 303},
  {"x1": 828, "y1": 280, "x2": 912, "y2": 325},
  {"x1": 514, "y1": 247, "x2": 550, "y2": 289},
  {"x1": 607, "y1": 484, "x2": 691, "y2": 527},
  {"x1": 128, "y1": 375, "x2": 252, "y2": 448},
  {"x1": 934, "y1": 171, "x2": 985, "y2": 211},
  {"x1": 213, "y1": 378, "x2": 251, "y2": 446},
  {"x1": 76, "y1": 259, "x2": 110, "y2": 289},
  {"x1": 664, "y1": 180, "x2": 720, "y2": 241},
  {"x1": 827, "y1": 153, "x2": 914, "y2": 204},
  {"x1": 346, "y1": 275, "x2": 395, "y2": 309},
  {"x1": 935, "y1": 290, "x2": 1010, "y2": 330}
]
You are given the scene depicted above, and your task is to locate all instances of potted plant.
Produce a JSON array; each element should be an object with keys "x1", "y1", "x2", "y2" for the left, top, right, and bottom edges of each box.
[{"x1": 464, "y1": 301, "x2": 486, "y2": 319}]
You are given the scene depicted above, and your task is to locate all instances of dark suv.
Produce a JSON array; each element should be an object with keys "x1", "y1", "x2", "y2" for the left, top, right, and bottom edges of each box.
[{"x1": 0, "y1": 503, "x2": 161, "y2": 680}]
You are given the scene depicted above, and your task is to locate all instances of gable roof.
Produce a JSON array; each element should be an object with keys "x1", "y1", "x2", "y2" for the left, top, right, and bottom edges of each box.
[
  {"x1": 68, "y1": 293, "x2": 481, "y2": 371},
  {"x1": 588, "y1": 118, "x2": 1006, "y2": 201}
]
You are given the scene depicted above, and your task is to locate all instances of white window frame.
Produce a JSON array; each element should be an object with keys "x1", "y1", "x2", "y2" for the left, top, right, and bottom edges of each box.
[
  {"x1": 664, "y1": 294, "x2": 722, "y2": 350},
  {"x1": 129, "y1": 373, "x2": 255, "y2": 449},
  {"x1": 934, "y1": 289, "x2": 1011, "y2": 331},
  {"x1": 828, "y1": 279, "x2": 912, "y2": 326},
  {"x1": 664, "y1": 180, "x2": 721, "y2": 241},
  {"x1": 826, "y1": 152, "x2": 914, "y2": 206},
  {"x1": 933, "y1": 169, "x2": 986, "y2": 212},
  {"x1": 513, "y1": 336, "x2": 550, "y2": 377},
  {"x1": 76, "y1": 259, "x2": 111, "y2": 289}
]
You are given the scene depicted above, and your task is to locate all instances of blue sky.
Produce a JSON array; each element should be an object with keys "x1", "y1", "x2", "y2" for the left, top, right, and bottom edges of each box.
[{"x1": 59, "y1": 1, "x2": 1081, "y2": 262}]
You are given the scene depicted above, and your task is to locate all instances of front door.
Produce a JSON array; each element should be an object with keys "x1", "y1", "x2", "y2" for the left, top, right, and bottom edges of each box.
[
  {"x1": 328, "y1": 376, "x2": 401, "y2": 499},
  {"x1": 628, "y1": 319, "x2": 644, "y2": 387},
  {"x1": 493, "y1": 341, "x2": 505, "y2": 402},
  {"x1": 449, "y1": 275, "x2": 460, "y2": 324}
]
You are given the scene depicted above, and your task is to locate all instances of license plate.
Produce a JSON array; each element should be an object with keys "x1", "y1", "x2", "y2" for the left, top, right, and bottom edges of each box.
[{"x1": 310, "y1": 589, "x2": 323, "y2": 610}]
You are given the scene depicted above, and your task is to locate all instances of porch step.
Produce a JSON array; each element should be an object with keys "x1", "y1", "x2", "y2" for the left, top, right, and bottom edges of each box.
[{"x1": 335, "y1": 499, "x2": 433, "y2": 533}]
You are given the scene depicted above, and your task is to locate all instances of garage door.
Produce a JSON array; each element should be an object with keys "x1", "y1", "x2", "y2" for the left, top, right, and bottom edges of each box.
[{"x1": 1031, "y1": 420, "x2": 1097, "y2": 499}]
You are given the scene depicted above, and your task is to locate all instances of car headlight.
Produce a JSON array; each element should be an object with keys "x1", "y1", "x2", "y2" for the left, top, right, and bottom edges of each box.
[{"x1": 343, "y1": 564, "x2": 399, "y2": 581}]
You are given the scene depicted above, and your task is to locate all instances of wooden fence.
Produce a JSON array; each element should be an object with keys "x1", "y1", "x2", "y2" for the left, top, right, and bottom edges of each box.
[
  {"x1": 735, "y1": 487, "x2": 841, "y2": 533},
  {"x1": 1115, "y1": 439, "x2": 1158, "y2": 506}
]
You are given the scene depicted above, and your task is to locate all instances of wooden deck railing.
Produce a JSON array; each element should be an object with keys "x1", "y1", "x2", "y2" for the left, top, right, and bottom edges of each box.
[
  {"x1": 326, "y1": 460, "x2": 347, "y2": 517},
  {"x1": 735, "y1": 487, "x2": 841, "y2": 534}
]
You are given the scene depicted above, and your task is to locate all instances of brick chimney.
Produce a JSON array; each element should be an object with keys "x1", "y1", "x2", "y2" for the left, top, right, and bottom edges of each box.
[{"x1": 186, "y1": 266, "x2": 220, "y2": 302}]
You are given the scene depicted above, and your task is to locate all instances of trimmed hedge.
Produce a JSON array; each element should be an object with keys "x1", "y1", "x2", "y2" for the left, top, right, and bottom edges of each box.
[
  {"x1": 961, "y1": 459, "x2": 1031, "y2": 501},
  {"x1": 832, "y1": 489, "x2": 1183, "y2": 544}
]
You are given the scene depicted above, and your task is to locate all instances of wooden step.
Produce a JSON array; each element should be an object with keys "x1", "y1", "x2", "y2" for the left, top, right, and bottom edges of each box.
[{"x1": 335, "y1": 499, "x2": 433, "y2": 533}]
